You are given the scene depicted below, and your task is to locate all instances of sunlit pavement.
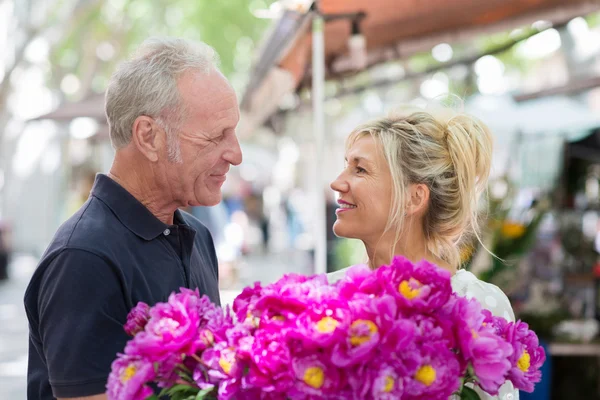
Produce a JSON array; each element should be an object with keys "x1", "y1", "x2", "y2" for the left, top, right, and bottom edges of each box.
[
  {"x1": 0, "y1": 254, "x2": 36, "y2": 400},
  {"x1": 0, "y1": 249, "x2": 312, "y2": 399}
]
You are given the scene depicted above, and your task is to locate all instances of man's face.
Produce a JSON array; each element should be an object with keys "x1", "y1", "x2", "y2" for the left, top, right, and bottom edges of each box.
[{"x1": 161, "y1": 69, "x2": 242, "y2": 207}]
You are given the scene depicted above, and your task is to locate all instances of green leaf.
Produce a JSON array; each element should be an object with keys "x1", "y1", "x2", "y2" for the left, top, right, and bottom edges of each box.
[
  {"x1": 460, "y1": 386, "x2": 482, "y2": 400},
  {"x1": 145, "y1": 395, "x2": 160, "y2": 400},
  {"x1": 195, "y1": 387, "x2": 216, "y2": 399},
  {"x1": 164, "y1": 384, "x2": 198, "y2": 397}
]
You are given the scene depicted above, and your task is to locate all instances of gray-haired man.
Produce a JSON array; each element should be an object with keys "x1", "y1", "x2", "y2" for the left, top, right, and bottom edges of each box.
[{"x1": 24, "y1": 37, "x2": 242, "y2": 400}]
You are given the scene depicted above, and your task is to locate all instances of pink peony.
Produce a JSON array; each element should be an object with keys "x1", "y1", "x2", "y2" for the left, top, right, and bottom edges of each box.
[
  {"x1": 377, "y1": 256, "x2": 453, "y2": 314},
  {"x1": 198, "y1": 341, "x2": 244, "y2": 400},
  {"x1": 124, "y1": 302, "x2": 150, "y2": 337},
  {"x1": 292, "y1": 298, "x2": 352, "y2": 348},
  {"x1": 106, "y1": 354, "x2": 155, "y2": 400},
  {"x1": 253, "y1": 274, "x2": 331, "y2": 321},
  {"x1": 330, "y1": 295, "x2": 397, "y2": 367},
  {"x1": 368, "y1": 362, "x2": 405, "y2": 399},
  {"x1": 500, "y1": 320, "x2": 546, "y2": 393},
  {"x1": 335, "y1": 263, "x2": 386, "y2": 299},
  {"x1": 243, "y1": 330, "x2": 295, "y2": 393},
  {"x1": 289, "y1": 354, "x2": 342, "y2": 398},
  {"x1": 351, "y1": 358, "x2": 408, "y2": 399},
  {"x1": 450, "y1": 296, "x2": 512, "y2": 394},
  {"x1": 125, "y1": 289, "x2": 200, "y2": 361},
  {"x1": 232, "y1": 282, "x2": 263, "y2": 322},
  {"x1": 402, "y1": 342, "x2": 461, "y2": 400}
]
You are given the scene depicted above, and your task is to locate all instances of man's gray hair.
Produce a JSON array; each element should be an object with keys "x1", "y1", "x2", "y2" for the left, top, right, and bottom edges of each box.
[{"x1": 105, "y1": 37, "x2": 220, "y2": 152}]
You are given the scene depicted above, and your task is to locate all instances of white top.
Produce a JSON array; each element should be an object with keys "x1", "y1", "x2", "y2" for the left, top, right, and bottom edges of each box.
[{"x1": 327, "y1": 267, "x2": 519, "y2": 400}]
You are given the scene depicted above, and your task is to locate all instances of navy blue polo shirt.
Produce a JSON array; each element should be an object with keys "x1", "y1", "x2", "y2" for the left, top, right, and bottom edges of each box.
[{"x1": 24, "y1": 174, "x2": 221, "y2": 399}]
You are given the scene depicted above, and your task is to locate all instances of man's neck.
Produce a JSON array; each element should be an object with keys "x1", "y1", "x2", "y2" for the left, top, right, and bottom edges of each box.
[{"x1": 108, "y1": 158, "x2": 177, "y2": 225}]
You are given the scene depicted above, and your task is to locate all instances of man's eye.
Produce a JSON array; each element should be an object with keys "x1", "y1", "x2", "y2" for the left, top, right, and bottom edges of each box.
[
  {"x1": 356, "y1": 167, "x2": 366, "y2": 174},
  {"x1": 211, "y1": 135, "x2": 224, "y2": 144}
]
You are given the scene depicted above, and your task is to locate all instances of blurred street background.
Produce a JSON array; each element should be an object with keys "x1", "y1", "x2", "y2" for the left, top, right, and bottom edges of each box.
[{"x1": 5, "y1": 0, "x2": 600, "y2": 398}]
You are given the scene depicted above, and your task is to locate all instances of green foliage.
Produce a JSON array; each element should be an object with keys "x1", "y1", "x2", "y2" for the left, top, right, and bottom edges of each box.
[
  {"x1": 331, "y1": 238, "x2": 365, "y2": 272},
  {"x1": 463, "y1": 177, "x2": 549, "y2": 283},
  {"x1": 459, "y1": 386, "x2": 482, "y2": 400},
  {"x1": 49, "y1": 0, "x2": 276, "y2": 97}
]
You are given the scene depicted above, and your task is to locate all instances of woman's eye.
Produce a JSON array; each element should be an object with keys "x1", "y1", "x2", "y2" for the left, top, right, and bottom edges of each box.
[{"x1": 356, "y1": 167, "x2": 366, "y2": 174}]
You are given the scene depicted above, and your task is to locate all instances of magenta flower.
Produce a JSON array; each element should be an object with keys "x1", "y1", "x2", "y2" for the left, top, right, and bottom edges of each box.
[
  {"x1": 500, "y1": 320, "x2": 546, "y2": 392},
  {"x1": 449, "y1": 296, "x2": 512, "y2": 394},
  {"x1": 124, "y1": 302, "x2": 150, "y2": 337},
  {"x1": 289, "y1": 354, "x2": 342, "y2": 398},
  {"x1": 106, "y1": 354, "x2": 155, "y2": 400},
  {"x1": 125, "y1": 289, "x2": 200, "y2": 361},
  {"x1": 335, "y1": 263, "x2": 386, "y2": 299},
  {"x1": 154, "y1": 353, "x2": 185, "y2": 388},
  {"x1": 376, "y1": 256, "x2": 453, "y2": 314},
  {"x1": 331, "y1": 299, "x2": 387, "y2": 367},
  {"x1": 402, "y1": 342, "x2": 461, "y2": 400},
  {"x1": 243, "y1": 330, "x2": 295, "y2": 393},
  {"x1": 370, "y1": 363, "x2": 405, "y2": 399},
  {"x1": 198, "y1": 341, "x2": 244, "y2": 399},
  {"x1": 378, "y1": 313, "x2": 417, "y2": 358},
  {"x1": 233, "y1": 282, "x2": 263, "y2": 322},
  {"x1": 351, "y1": 358, "x2": 407, "y2": 399},
  {"x1": 293, "y1": 298, "x2": 352, "y2": 348},
  {"x1": 253, "y1": 274, "x2": 331, "y2": 320}
]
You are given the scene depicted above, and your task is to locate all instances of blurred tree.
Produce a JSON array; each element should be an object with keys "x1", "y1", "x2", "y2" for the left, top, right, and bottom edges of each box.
[
  {"x1": 0, "y1": 0, "x2": 275, "y2": 133},
  {"x1": 47, "y1": 0, "x2": 276, "y2": 100}
]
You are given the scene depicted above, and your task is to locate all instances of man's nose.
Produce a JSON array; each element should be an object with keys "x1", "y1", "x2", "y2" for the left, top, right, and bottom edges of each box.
[{"x1": 224, "y1": 134, "x2": 243, "y2": 166}]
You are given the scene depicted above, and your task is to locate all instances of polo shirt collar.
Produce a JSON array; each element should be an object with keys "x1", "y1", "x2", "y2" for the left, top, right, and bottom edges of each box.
[{"x1": 90, "y1": 174, "x2": 186, "y2": 240}]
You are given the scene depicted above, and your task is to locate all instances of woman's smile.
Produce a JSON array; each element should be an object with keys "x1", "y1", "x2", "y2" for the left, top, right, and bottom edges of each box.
[{"x1": 336, "y1": 199, "x2": 357, "y2": 214}]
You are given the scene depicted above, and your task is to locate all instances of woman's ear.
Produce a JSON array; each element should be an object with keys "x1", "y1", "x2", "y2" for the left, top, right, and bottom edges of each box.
[{"x1": 406, "y1": 183, "x2": 430, "y2": 216}]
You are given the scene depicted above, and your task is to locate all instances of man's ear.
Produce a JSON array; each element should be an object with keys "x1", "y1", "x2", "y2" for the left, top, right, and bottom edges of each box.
[
  {"x1": 406, "y1": 183, "x2": 430, "y2": 216},
  {"x1": 131, "y1": 116, "x2": 161, "y2": 162}
]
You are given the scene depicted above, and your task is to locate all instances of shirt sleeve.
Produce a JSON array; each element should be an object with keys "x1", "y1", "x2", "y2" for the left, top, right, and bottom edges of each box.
[
  {"x1": 35, "y1": 248, "x2": 131, "y2": 398},
  {"x1": 464, "y1": 279, "x2": 520, "y2": 400}
]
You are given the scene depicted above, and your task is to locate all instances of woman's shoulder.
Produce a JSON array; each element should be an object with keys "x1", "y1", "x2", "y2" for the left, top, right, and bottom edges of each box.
[{"x1": 452, "y1": 269, "x2": 515, "y2": 322}]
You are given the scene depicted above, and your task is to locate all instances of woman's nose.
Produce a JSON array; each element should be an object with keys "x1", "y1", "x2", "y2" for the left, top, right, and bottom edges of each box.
[{"x1": 330, "y1": 174, "x2": 349, "y2": 193}]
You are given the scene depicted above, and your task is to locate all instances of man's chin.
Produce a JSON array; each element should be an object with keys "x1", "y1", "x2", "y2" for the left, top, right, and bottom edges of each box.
[{"x1": 191, "y1": 193, "x2": 222, "y2": 207}]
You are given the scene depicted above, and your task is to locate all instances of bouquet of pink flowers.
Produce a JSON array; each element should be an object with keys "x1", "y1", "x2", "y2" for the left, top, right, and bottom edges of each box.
[{"x1": 107, "y1": 256, "x2": 545, "y2": 400}]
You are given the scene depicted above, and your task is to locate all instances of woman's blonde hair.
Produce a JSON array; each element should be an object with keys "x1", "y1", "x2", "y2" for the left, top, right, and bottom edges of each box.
[{"x1": 347, "y1": 107, "x2": 493, "y2": 268}]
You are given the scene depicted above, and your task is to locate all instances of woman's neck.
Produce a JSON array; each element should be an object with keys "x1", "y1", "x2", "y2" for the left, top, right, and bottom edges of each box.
[{"x1": 363, "y1": 228, "x2": 455, "y2": 274}]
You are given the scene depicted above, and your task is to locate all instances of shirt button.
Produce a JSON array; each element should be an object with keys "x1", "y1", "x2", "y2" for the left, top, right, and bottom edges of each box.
[
  {"x1": 505, "y1": 393, "x2": 514, "y2": 400},
  {"x1": 163, "y1": 228, "x2": 170, "y2": 236}
]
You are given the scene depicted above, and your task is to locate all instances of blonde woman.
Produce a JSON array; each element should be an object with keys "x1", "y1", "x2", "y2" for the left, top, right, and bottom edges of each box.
[{"x1": 328, "y1": 109, "x2": 519, "y2": 400}]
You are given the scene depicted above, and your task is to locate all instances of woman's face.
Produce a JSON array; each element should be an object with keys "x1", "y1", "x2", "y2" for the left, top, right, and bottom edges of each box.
[{"x1": 330, "y1": 135, "x2": 394, "y2": 243}]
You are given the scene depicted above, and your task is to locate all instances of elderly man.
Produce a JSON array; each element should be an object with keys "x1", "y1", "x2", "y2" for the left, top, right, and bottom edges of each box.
[{"x1": 24, "y1": 37, "x2": 242, "y2": 400}]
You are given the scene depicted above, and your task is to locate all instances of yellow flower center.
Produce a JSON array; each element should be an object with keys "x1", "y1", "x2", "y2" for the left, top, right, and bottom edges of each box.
[
  {"x1": 219, "y1": 357, "x2": 232, "y2": 374},
  {"x1": 272, "y1": 315, "x2": 285, "y2": 322},
  {"x1": 303, "y1": 366, "x2": 324, "y2": 389},
  {"x1": 121, "y1": 364, "x2": 137, "y2": 383},
  {"x1": 383, "y1": 375, "x2": 394, "y2": 392},
  {"x1": 349, "y1": 320, "x2": 379, "y2": 346},
  {"x1": 471, "y1": 329, "x2": 479, "y2": 339},
  {"x1": 517, "y1": 350, "x2": 531, "y2": 372},
  {"x1": 316, "y1": 316, "x2": 339, "y2": 333},
  {"x1": 399, "y1": 279, "x2": 422, "y2": 300},
  {"x1": 415, "y1": 365, "x2": 436, "y2": 386}
]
